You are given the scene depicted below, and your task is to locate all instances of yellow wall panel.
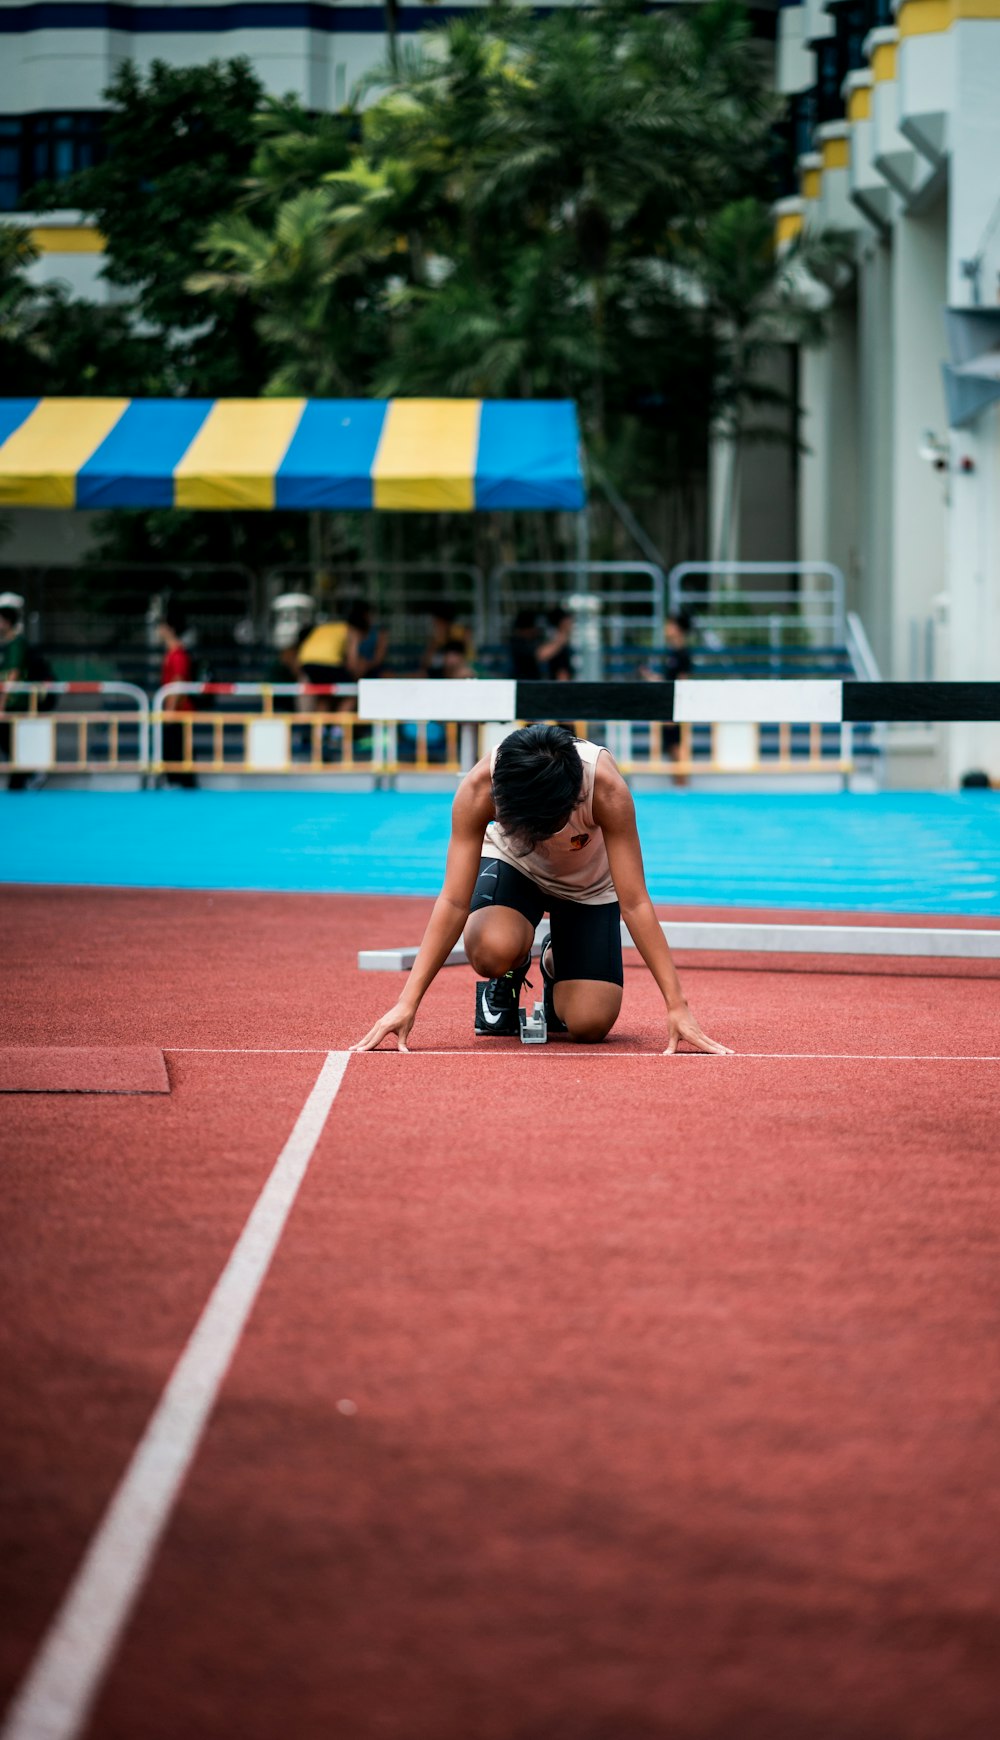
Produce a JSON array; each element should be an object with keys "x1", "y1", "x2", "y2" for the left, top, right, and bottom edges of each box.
[
  {"x1": 898, "y1": 0, "x2": 952, "y2": 29},
  {"x1": 822, "y1": 137, "x2": 850, "y2": 172},
  {"x1": 29, "y1": 226, "x2": 105, "y2": 254},
  {"x1": 174, "y1": 399, "x2": 305, "y2": 510},
  {"x1": 897, "y1": 0, "x2": 1000, "y2": 32},
  {"x1": 775, "y1": 211, "x2": 804, "y2": 247},
  {"x1": 872, "y1": 42, "x2": 898, "y2": 81},
  {"x1": 847, "y1": 86, "x2": 873, "y2": 122},
  {"x1": 0, "y1": 398, "x2": 128, "y2": 507},
  {"x1": 372, "y1": 399, "x2": 481, "y2": 512}
]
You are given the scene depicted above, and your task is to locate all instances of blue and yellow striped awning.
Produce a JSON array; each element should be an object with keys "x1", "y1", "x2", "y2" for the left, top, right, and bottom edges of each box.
[{"x1": 0, "y1": 397, "x2": 585, "y2": 512}]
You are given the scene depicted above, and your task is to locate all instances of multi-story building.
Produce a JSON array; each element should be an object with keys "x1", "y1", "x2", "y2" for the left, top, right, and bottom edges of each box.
[
  {"x1": 772, "y1": 0, "x2": 1000, "y2": 782},
  {"x1": 0, "y1": 0, "x2": 437, "y2": 291}
]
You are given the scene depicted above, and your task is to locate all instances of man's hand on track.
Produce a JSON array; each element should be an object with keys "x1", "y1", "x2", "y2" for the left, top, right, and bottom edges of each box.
[
  {"x1": 664, "y1": 1004, "x2": 733, "y2": 1056},
  {"x1": 353, "y1": 1002, "x2": 417, "y2": 1053}
]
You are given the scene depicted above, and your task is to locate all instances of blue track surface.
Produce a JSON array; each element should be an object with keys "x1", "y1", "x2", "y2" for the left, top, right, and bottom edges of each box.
[{"x1": 3, "y1": 790, "x2": 1000, "y2": 914}]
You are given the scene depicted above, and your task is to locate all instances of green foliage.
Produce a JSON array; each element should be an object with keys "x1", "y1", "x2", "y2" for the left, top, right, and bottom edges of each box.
[
  {"x1": 3, "y1": 5, "x2": 809, "y2": 574},
  {"x1": 36, "y1": 57, "x2": 269, "y2": 393},
  {"x1": 186, "y1": 0, "x2": 785, "y2": 525}
]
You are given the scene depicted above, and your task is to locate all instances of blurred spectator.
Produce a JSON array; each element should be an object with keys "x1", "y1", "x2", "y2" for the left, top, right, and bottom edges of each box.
[
  {"x1": 422, "y1": 602, "x2": 474, "y2": 676},
  {"x1": 0, "y1": 592, "x2": 29, "y2": 790},
  {"x1": 640, "y1": 610, "x2": 694, "y2": 685},
  {"x1": 440, "y1": 637, "x2": 475, "y2": 680},
  {"x1": 509, "y1": 607, "x2": 542, "y2": 679},
  {"x1": 267, "y1": 626, "x2": 310, "y2": 714},
  {"x1": 640, "y1": 610, "x2": 693, "y2": 787},
  {"x1": 960, "y1": 769, "x2": 992, "y2": 789},
  {"x1": 158, "y1": 605, "x2": 197, "y2": 788},
  {"x1": 537, "y1": 606, "x2": 575, "y2": 681},
  {"x1": 297, "y1": 607, "x2": 353, "y2": 730},
  {"x1": 347, "y1": 601, "x2": 389, "y2": 679}
]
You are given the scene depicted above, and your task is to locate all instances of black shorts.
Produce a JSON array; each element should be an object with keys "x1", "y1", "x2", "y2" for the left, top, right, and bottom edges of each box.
[{"x1": 470, "y1": 857, "x2": 623, "y2": 986}]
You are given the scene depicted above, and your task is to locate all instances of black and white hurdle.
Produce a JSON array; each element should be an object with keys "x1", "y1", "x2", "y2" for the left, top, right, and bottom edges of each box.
[{"x1": 357, "y1": 678, "x2": 1000, "y2": 725}]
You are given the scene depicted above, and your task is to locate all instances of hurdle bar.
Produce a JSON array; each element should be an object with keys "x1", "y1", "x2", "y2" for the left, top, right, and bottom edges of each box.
[
  {"x1": 357, "y1": 678, "x2": 1000, "y2": 723},
  {"x1": 359, "y1": 922, "x2": 1000, "y2": 971}
]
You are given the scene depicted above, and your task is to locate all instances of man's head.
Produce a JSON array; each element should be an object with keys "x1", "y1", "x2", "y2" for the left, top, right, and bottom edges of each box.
[
  {"x1": 492, "y1": 724, "x2": 583, "y2": 852},
  {"x1": 0, "y1": 592, "x2": 23, "y2": 642},
  {"x1": 158, "y1": 605, "x2": 187, "y2": 646},
  {"x1": 665, "y1": 610, "x2": 691, "y2": 650},
  {"x1": 440, "y1": 638, "x2": 470, "y2": 678}
]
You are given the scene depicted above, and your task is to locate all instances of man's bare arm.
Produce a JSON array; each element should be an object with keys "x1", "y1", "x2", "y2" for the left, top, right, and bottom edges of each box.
[
  {"x1": 593, "y1": 756, "x2": 732, "y2": 1056},
  {"x1": 353, "y1": 760, "x2": 495, "y2": 1051}
]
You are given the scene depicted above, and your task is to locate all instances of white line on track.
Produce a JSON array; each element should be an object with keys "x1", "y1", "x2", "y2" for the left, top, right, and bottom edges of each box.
[
  {"x1": 1, "y1": 1049, "x2": 352, "y2": 1740},
  {"x1": 162, "y1": 1046, "x2": 1000, "y2": 1062},
  {"x1": 349, "y1": 1050, "x2": 1000, "y2": 1061}
]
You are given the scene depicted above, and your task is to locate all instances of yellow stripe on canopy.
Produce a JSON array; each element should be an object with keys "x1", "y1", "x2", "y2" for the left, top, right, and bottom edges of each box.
[
  {"x1": 372, "y1": 399, "x2": 481, "y2": 511},
  {"x1": 174, "y1": 399, "x2": 305, "y2": 510},
  {"x1": 0, "y1": 398, "x2": 128, "y2": 507}
]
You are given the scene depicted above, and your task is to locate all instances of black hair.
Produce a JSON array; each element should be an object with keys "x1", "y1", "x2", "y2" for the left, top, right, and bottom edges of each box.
[
  {"x1": 512, "y1": 608, "x2": 538, "y2": 634},
  {"x1": 0, "y1": 606, "x2": 21, "y2": 629},
  {"x1": 346, "y1": 600, "x2": 371, "y2": 631},
  {"x1": 547, "y1": 605, "x2": 571, "y2": 628},
  {"x1": 161, "y1": 605, "x2": 187, "y2": 636},
  {"x1": 430, "y1": 601, "x2": 459, "y2": 625},
  {"x1": 492, "y1": 724, "x2": 584, "y2": 852},
  {"x1": 667, "y1": 609, "x2": 692, "y2": 635},
  {"x1": 441, "y1": 637, "x2": 468, "y2": 657}
]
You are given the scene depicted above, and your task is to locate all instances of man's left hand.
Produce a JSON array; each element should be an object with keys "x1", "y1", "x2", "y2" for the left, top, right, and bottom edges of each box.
[{"x1": 665, "y1": 1004, "x2": 733, "y2": 1056}]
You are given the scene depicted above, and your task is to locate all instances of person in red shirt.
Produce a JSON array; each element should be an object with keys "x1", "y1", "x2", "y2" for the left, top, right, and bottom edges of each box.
[{"x1": 158, "y1": 606, "x2": 197, "y2": 787}]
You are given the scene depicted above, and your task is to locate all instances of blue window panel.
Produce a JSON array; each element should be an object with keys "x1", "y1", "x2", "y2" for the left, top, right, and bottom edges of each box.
[
  {"x1": 475, "y1": 401, "x2": 585, "y2": 511},
  {"x1": 0, "y1": 399, "x2": 39, "y2": 447},
  {"x1": 275, "y1": 400, "x2": 388, "y2": 510},
  {"x1": 77, "y1": 400, "x2": 212, "y2": 508}
]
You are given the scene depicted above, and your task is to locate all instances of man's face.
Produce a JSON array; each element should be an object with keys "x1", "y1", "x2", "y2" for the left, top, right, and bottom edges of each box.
[
  {"x1": 0, "y1": 614, "x2": 19, "y2": 644},
  {"x1": 665, "y1": 620, "x2": 685, "y2": 649}
]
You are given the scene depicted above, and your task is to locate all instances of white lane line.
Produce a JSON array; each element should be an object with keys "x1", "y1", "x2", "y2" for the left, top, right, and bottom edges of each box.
[
  {"x1": 165, "y1": 1048, "x2": 1000, "y2": 1061},
  {"x1": 1, "y1": 1049, "x2": 352, "y2": 1740},
  {"x1": 349, "y1": 1050, "x2": 1000, "y2": 1062}
]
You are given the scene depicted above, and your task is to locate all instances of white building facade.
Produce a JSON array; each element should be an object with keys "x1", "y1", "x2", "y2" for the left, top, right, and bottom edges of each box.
[
  {"x1": 773, "y1": 0, "x2": 1000, "y2": 782},
  {"x1": 0, "y1": 0, "x2": 446, "y2": 287}
]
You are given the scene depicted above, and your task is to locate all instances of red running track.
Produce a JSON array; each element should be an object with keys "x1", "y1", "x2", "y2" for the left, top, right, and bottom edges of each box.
[{"x1": 2, "y1": 887, "x2": 1000, "y2": 1740}]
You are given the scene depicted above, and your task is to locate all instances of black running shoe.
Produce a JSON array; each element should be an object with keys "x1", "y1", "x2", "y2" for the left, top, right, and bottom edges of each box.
[
  {"x1": 539, "y1": 936, "x2": 569, "y2": 1035},
  {"x1": 475, "y1": 952, "x2": 532, "y2": 1036}
]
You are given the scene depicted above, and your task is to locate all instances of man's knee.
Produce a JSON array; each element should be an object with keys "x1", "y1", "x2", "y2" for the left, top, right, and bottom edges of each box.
[
  {"x1": 565, "y1": 1014, "x2": 614, "y2": 1044},
  {"x1": 467, "y1": 938, "x2": 522, "y2": 979}
]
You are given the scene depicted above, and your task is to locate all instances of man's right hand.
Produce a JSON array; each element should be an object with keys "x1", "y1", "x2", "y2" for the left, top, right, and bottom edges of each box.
[{"x1": 353, "y1": 1001, "x2": 417, "y2": 1053}]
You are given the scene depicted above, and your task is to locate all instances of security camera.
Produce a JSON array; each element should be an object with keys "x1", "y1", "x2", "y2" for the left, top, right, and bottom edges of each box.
[{"x1": 919, "y1": 429, "x2": 949, "y2": 470}]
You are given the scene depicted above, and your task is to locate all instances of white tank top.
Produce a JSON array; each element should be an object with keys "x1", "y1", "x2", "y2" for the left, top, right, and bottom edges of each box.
[{"x1": 482, "y1": 738, "x2": 616, "y2": 906}]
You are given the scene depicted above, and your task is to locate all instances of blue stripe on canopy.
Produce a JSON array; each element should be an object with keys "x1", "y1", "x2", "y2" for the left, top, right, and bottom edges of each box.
[
  {"x1": 275, "y1": 399, "x2": 388, "y2": 509},
  {"x1": 474, "y1": 400, "x2": 585, "y2": 511},
  {"x1": 0, "y1": 399, "x2": 38, "y2": 447},
  {"x1": 77, "y1": 400, "x2": 213, "y2": 508}
]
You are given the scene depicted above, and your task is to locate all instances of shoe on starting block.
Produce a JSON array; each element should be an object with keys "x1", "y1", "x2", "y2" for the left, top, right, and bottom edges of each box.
[{"x1": 519, "y1": 1001, "x2": 548, "y2": 1044}]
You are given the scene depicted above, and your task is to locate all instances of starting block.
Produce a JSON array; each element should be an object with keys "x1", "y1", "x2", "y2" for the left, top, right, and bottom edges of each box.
[{"x1": 519, "y1": 1001, "x2": 548, "y2": 1044}]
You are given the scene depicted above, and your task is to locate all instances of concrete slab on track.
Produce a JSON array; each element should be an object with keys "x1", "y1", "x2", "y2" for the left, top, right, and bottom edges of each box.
[{"x1": 0, "y1": 1047, "x2": 169, "y2": 1094}]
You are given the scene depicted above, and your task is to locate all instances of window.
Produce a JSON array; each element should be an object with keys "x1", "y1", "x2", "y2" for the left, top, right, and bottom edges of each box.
[{"x1": 0, "y1": 113, "x2": 106, "y2": 212}]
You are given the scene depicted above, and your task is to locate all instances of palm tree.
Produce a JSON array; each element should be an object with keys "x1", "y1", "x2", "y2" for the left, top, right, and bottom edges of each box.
[{"x1": 189, "y1": 185, "x2": 396, "y2": 395}]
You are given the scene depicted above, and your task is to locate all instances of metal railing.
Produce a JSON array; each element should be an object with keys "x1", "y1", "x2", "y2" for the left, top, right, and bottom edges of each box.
[
  {"x1": 668, "y1": 562, "x2": 847, "y2": 647},
  {"x1": 0, "y1": 682, "x2": 149, "y2": 775},
  {"x1": 488, "y1": 562, "x2": 668, "y2": 655},
  {"x1": 0, "y1": 681, "x2": 863, "y2": 784},
  {"x1": 150, "y1": 685, "x2": 860, "y2": 782}
]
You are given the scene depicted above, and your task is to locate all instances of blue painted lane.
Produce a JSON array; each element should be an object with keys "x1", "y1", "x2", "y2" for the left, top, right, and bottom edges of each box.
[{"x1": 3, "y1": 790, "x2": 1000, "y2": 914}]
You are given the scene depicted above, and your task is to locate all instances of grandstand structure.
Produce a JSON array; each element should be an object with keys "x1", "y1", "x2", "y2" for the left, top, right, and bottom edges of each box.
[{"x1": 768, "y1": 0, "x2": 1000, "y2": 789}]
